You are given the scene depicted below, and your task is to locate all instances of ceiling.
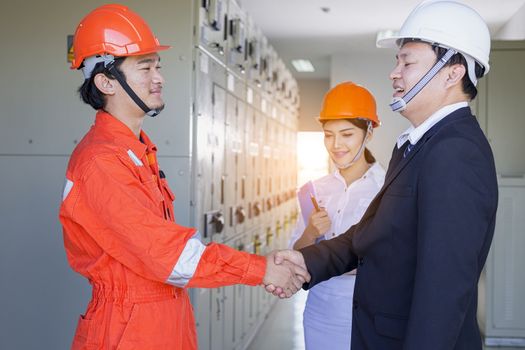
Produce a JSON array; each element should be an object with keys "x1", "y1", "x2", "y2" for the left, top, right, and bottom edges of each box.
[{"x1": 239, "y1": 0, "x2": 525, "y2": 79}]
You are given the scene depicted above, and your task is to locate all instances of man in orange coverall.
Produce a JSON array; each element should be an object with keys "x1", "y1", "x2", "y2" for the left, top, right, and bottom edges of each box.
[{"x1": 59, "y1": 4, "x2": 309, "y2": 349}]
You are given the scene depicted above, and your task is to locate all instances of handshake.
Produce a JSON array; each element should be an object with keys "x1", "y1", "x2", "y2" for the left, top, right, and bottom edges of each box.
[{"x1": 262, "y1": 250, "x2": 309, "y2": 298}]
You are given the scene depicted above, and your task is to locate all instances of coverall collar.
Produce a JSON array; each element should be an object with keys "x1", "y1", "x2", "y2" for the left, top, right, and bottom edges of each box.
[{"x1": 94, "y1": 110, "x2": 157, "y2": 159}]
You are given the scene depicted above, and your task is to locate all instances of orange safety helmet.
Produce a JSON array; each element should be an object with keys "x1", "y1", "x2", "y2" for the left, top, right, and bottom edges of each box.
[
  {"x1": 319, "y1": 82, "x2": 380, "y2": 127},
  {"x1": 71, "y1": 4, "x2": 170, "y2": 69}
]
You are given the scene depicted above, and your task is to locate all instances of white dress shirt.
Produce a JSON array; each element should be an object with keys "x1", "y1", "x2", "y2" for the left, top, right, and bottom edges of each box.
[{"x1": 397, "y1": 102, "x2": 468, "y2": 149}]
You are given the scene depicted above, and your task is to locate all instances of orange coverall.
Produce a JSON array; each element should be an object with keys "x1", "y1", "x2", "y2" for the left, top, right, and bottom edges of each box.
[{"x1": 59, "y1": 111, "x2": 266, "y2": 349}]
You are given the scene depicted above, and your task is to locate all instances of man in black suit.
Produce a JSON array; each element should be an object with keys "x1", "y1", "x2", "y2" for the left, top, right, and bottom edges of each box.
[{"x1": 268, "y1": 1, "x2": 498, "y2": 349}]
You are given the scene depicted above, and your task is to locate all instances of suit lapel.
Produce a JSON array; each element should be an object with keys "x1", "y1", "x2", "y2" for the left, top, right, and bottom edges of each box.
[
  {"x1": 356, "y1": 107, "x2": 471, "y2": 224},
  {"x1": 382, "y1": 137, "x2": 426, "y2": 190},
  {"x1": 356, "y1": 138, "x2": 428, "y2": 225}
]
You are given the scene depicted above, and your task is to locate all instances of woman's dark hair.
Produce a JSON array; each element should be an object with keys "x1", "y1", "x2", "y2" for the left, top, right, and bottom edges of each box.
[
  {"x1": 347, "y1": 118, "x2": 376, "y2": 164},
  {"x1": 400, "y1": 38, "x2": 484, "y2": 100},
  {"x1": 321, "y1": 118, "x2": 376, "y2": 164},
  {"x1": 78, "y1": 57, "x2": 126, "y2": 110}
]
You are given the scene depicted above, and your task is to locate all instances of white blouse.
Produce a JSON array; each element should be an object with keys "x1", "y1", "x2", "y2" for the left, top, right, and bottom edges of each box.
[{"x1": 289, "y1": 162, "x2": 385, "y2": 292}]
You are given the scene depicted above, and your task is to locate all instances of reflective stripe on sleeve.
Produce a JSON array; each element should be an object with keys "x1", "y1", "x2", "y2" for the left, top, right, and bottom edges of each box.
[
  {"x1": 166, "y1": 231, "x2": 206, "y2": 287},
  {"x1": 62, "y1": 179, "x2": 74, "y2": 201},
  {"x1": 127, "y1": 149, "x2": 143, "y2": 166}
]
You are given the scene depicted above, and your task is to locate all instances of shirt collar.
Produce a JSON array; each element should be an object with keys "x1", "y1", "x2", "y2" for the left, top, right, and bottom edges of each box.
[
  {"x1": 333, "y1": 168, "x2": 346, "y2": 185},
  {"x1": 367, "y1": 162, "x2": 385, "y2": 186},
  {"x1": 333, "y1": 162, "x2": 383, "y2": 187},
  {"x1": 94, "y1": 110, "x2": 154, "y2": 159},
  {"x1": 396, "y1": 102, "x2": 469, "y2": 149}
]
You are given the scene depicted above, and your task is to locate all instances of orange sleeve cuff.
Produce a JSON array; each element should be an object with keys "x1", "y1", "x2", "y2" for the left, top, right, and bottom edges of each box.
[{"x1": 241, "y1": 254, "x2": 266, "y2": 286}]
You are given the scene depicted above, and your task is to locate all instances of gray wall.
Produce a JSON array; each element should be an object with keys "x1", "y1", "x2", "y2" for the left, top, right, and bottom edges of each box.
[{"x1": 296, "y1": 78, "x2": 329, "y2": 131}]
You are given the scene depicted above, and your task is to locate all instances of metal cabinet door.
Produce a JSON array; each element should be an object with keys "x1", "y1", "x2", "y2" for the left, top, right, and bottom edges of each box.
[
  {"x1": 234, "y1": 100, "x2": 247, "y2": 235},
  {"x1": 223, "y1": 285, "x2": 235, "y2": 350},
  {"x1": 211, "y1": 85, "x2": 227, "y2": 243},
  {"x1": 485, "y1": 179, "x2": 525, "y2": 342},
  {"x1": 197, "y1": 0, "x2": 227, "y2": 63},
  {"x1": 244, "y1": 104, "x2": 256, "y2": 229},
  {"x1": 190, "y1": 288, "x2": 211, "y2": 350},
  {"x1": 224, "y1": 93, "x2": 238, "y2": 241},
  {"x1": 210, "y1": 287, "x2": 225, "y2": 350},
  {"x1": 194, "y1": 50, "x2": 215, "y2": 241},
  {"x1": 226, "y1": 0, "x2": 247, "y2": 77}
]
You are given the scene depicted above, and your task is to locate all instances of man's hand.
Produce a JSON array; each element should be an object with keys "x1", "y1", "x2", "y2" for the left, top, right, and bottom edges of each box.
[
  {"x1": 263, "y1": 250, "x2": 309, "y2": 298},
  {"x1": 262, "y1": 250, "x2": 310, "y2": 298},
  {"x1": 274, "y1": 249, "x2": 307, "y2": 268}
]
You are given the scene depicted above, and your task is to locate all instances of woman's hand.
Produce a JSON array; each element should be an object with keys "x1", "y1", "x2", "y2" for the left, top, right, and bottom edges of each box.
[
  {"x1": 305, "y1": 209, "x2": 331, "y2": 238},
  {"x1": 293, "y1": 209, "x2": 332, "y2": 250}
]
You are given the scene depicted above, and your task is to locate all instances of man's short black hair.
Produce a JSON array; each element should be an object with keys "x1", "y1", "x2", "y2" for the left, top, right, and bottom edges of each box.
[
  {"x1": 432, "y1": 46, "x2": 484, "y2": 100},
  {"x1": 77, "y1": 57, "x2": 125, "y2": 110}
]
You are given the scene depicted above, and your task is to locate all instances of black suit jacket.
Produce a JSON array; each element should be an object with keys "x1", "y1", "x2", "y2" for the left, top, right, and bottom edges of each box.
[{"x1": 301, "y1": 107, "x2": 498, "y2": 350}]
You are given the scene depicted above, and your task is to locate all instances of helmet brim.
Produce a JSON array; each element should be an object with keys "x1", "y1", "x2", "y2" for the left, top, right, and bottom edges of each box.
[
  {"x1": 376, "y1": 35, "x2": 400, "y2": 49},
  {"x1": 70, "y1": 45, "x2": 172, "y2": 70}
]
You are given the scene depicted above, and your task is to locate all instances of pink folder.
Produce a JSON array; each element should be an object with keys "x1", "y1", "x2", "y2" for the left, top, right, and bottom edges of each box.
[{"x1": 297, "y1": 181, "x2": 317, "y2": 225}]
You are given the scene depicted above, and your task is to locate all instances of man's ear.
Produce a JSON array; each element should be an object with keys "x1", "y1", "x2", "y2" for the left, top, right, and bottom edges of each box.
[
  {"x1": 445, "y1": 64, "x2": 466, "y2": 89},
  {"x1": 93, "y1": 73, "x2": 116, "y2": 96}
]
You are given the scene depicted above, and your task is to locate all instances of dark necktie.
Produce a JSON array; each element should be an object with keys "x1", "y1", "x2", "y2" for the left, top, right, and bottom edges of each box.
[
  {"x1": 403, "y1": 142, "x2": 414, "y2": 158},
  {"x1": 385, "y1": 144, "x2": 404, "y2": 179}
]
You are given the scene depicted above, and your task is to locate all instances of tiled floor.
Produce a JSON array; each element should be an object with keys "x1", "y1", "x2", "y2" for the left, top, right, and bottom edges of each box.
[{"x1": 248, "y1": 290, "x2": 523, "y2": 350}]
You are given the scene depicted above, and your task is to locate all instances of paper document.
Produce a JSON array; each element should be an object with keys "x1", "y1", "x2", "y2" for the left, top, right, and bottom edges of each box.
[{"x1": 297, "y1": 181, "x2": 318, "y2": 225}]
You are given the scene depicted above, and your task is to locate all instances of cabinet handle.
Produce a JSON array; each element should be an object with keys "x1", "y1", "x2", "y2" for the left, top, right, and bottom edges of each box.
[
  {"x1": 216, "y1": 297, "x2": 221, "y2": 321},
  {"x1": 221, "y1": 175, "x2": 225, "y2": 204},
  {"x1": 241, "y1": 176, "x2": 246, "y2": 199}
]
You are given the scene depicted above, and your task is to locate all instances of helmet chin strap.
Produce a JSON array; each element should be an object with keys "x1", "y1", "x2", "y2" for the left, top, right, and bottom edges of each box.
[
  {"x1": 83, "y1": 54, "x2": 163, "y2": 117},
  {"x1": 390, "y1": 48, "x2": 457, "y2": 113},
  {"x1": 106, "y1": 61, "x2": 163, "y2": 117},
  {"x1": 334, "y1": 122, "x2": 372, "y2": 170}
]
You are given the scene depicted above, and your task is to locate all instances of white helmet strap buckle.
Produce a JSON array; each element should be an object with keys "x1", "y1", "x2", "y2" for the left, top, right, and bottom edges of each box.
[
  {"x1": 82, "y1": 54, "x2": 116, "y2": 79},
  {"x1": 463, "y1": 54, "x2": 478, "y2": 86},
  {"x1": 390, "y1": 47, "x2": 457, "y2": 112}
]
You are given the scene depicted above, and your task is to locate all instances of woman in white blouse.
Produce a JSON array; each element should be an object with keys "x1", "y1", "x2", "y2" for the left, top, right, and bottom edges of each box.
[{"x1": 290, "y1": 81, "x2": 385, "y2": 350}]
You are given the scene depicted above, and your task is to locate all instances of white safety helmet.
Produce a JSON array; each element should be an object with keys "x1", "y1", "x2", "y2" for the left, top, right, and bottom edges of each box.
[{"x1": 377, "y1": 0, "x2": 491, "y2": 111}]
